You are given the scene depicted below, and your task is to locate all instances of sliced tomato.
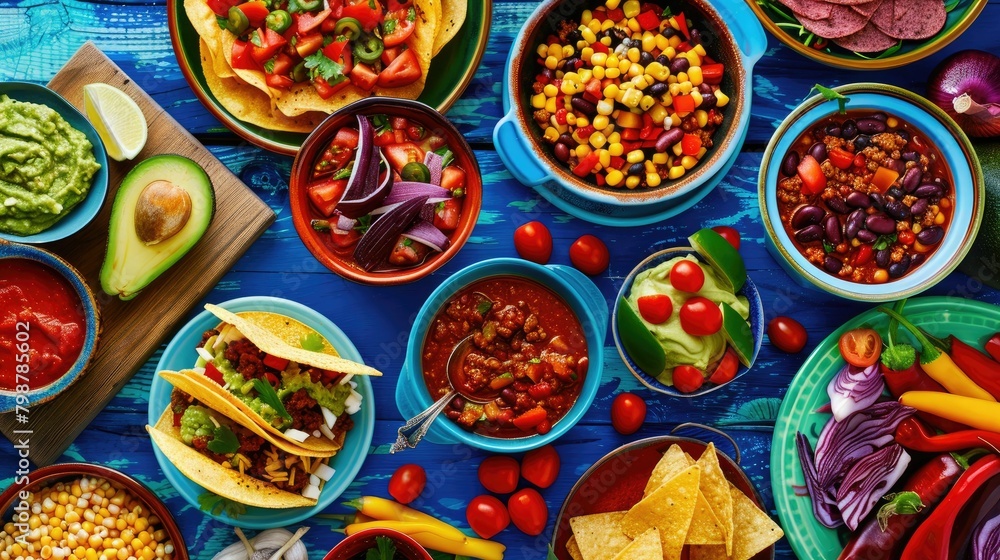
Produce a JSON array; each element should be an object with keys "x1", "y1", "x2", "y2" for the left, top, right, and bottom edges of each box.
[
  {"x1": 204, "y1": 362, "x2": 225, "y2": 386},
  {"x1": 341, "y1": 0, "x2": 384, "y2": 31},
  {"x1": 828, "y1": 147, "x2": 854, "y2": 170},
  {"x1": 382, "y1": 142, "x2": 426, "y2": 174},
  {"x1": 295, "y1": 33, "x2": 325, "y2": 58},
  {"x1": 296, "y1": 8, "x2": 331, "y2": 34},
  {"x1": 313, "y1": 75, "x2": 350, "y2": 99},
  {"x1": 307, "y1": 178, "x2": 347, "y2": 216},
  {"x1": 251, "y1": 27, "x2": 287, "y2": 63},
  {"x1": 323, "y1": 38, "x2": 349, "y2": 62},
  {"x1": 262, "y1": 353, "x2": 290, "y2": 371},
  {"x1": 377, "y1": 48, "x2": 421, "y2": 88},
  {"x1": 265, "y1": 73, "x2": 295, "y2": 88},
  {"x1": 681, "y1": 133, "x2": 702, "y2": 156},
  {"x1": 440, "y1": 166, "x2": 466, "y2": 193},
  {"x1": 270, "y1": 52, "x2": 296, "y2": 75},
  {"x1": 797, "y1": 154, "x2": 827, "y2": 195},
  {"x1": 332, "y1": 127, "x2": 359, "y2": 149},
  {"x1": 237, "y1": 1, "x2": 269, "y2": 27},
  {"x1": 838, "y1": 328, "x2": 882, "y2": 368},
  {"x1": 207, "y1": 0, "x2": 241, "y2": 18},
  {"x1": 708, "y1": 347, "x2": 739, "y2": 385},
  {"x1": 433, "y1": 199, "x2": 461, "y2": 232},
  {"x1": 331, "y1": 226, "x2": 361, "y2": 248},
  {"x1": 230, "y1": 40, "x2": 259, "y2": 70},
  {"x1": 382, "y1": 45, "x2": 402, "y2": 65},
  {"x1": 383, "y1": 7, "x2": 416, "y2": 47},
  {"x1": 350, "y1": 62, "x2": 379, "y2": 91}
]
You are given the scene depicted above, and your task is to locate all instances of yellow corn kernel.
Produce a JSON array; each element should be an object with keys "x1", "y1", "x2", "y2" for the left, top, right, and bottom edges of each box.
[
  {"x1": 578, "y1": 68, "x2": 593, "y2": 83},
  {"x1": 628, "y1": 64, "x2": 644, "y2": 79},
  {"x1": 545, "y1": 97, "x2": 557, "y2": 113},
  {"x1": 641, "y1": 32, "x2": 656, "y2": 52},
  {"x1": 602, "y1": 124, "x2": 615, "y2": 136},
  {"x1": 676, "y1": 71, "x2": 688, "y2": 83},
  {"x1": 623, "y1": 0, "x2": 640, "y2": 16},
  {"x1": 696, "y1": 147, "x2": 707, "y2": 159},
  {"x1": 716, "y1": 90, "x2": 730, "y2": 107},
  {"x1": 581, "y1": 43, "x2": 596, "y2": 59},
  {"x1": 873, "y1": 269, "x2": 889, "y2": 283},
  {"x1": 563, "y1": 71, "x2": 579, "y2": 82},
  {"x1": 605, "y1": 67, "x2": 621, "y2": 79},
  {"x1": 644, "y1": 74, "x2": 655, "y2": 86},
  {"x1": 694, "y1": 43, "x2": 707, "y2": 57},
  {"x1": 590, "y1": 52, "x2": 608, "y2": 67},
  {"x1": 652, "y1": 152, "x2": 669, "y2": 164},
  {"x1": 544, "y1": 56, "x2": 558, "y2": 70},
  {"x1": 589, "y1": 19, "x2": 602, "y2": 33},
  {"x1": 606, "y1": 169, "x2": 624, "y2": 186},
  {"x1": 603, "y1": 84, "x2": 620, "y2": 100},
  {"x1": 680, "y1": 81, "x2": 693, "y2": 95},
  {"x1": 638, "y1": 95, "x2": 655, "y2": 111},
  {"x1": 621, "y1": 88, "x2": 643, "y2": 108},
  {"x1": 546, "y1": 43, "x2": 561, "y2": 59},
  {"x1": 668, "y1": 16, "x2": 680, "y2": 31},
  {"x1": 589, "y1": 131, "x2": 608, "y2": 149},
  {"x1": 627, "y1": 47, "x2": 641, "y2": 63},
  {"x1": 667, "y1": 75, "x2": 678, "y2": 85},
  {"x1": 543, "y1": 84, "x2": 558, "y2": 98},
  {"x1": 604, "y1": 54, "x2": 618, "y2": 68},
  {"x1": 646, "y1": 172, "x2": 661, "y2": 187},
  {"x1": 592, "y1": 115, "x2": 610, "y2": 130},
  {"x1": 625, "y1": 175, "x2": 642, "y2": 188},
  {"x1": 560, "y1": 80, "x2": 583, "y2": 95},
  {"x1": 607, "y1": 131, "x2": 621, "y2": 144},
  {"x1": 596, "y1": 99, "x2": 614, "y2": 116},
  {"x1": 616, "y1": 111, "x2": 641, "y2": 128},
  {"x1": 668, "y1": 165, "x2": 686, "y2": 179},
  {"x1": 626, "y1": 149, "x2": 645, "y2": 164},
  {"x1": 680, "y1": 155, "x2": 698, "y2": 169},
  {"x1": 688, "y1": 65, "x2": 703, "y2": 87},
  {"x1": 672, "y1": 142, "x2": 684, "y2": 156},
  {"x1": 582, "y1": 9, "x2": 593, "y2": 24},
  {"x1": 644, "y1": 160, "x2": 656, "y2": 173},
  {"x1": 566, "y1": 112, "x2": 577, "y2": 126},
  {"x1": 648, "y1": 103, "x2": 668, "y2": 124},
  {"x1": 645, "y1": 62, "x2": 668, "y2": 82},
  {"x1": 691, "y1": 90, "x2": 703, "y2": 107},
  {"x1": 619, "y1": 81, "x2": 634, "y2": 91},
  {"x1": 608, "y1": 142, "x2": 624, "y2": 156},
  {"x1": 563, "y1": 45, "x2": 575, "y2": 58},
  {"x1": 552, "y1": 121, "x2": 569, "y2": 134},
  {"x1": 605, "y1": 0, "x2": 621, "y2": 9},
  {"x1": 668, "y1": 82, "x2": 681, "y2": 97},
  {"x1": 576, "y1": 145, "x2": 591, "y2": 159},
  {"x1": 685, "y1": 51, "x2": 702, "y2": 67},
  {"x1": 655, "y1": 34, "x2": 670, "y2": 51},
  {"x1": 575, "y1": 115, "x2": 589, "y2": 127},
  {"x1": 695, "y1": 109, "x2": 708, "y2": 128},
  {"x1": 601, "y1": 19, "x2": 615, "y2": 31},
  {"x1": 670, "y1": 113, "x2": 682, "y2": 127},
  {"x1": 629, "y1": 17, "x2": 642, "y2": 32},
  {"x1": 631, "y1": 75, "x2": 647, "y2": 88},
  {"x1": 618, "y1": 59, "x2": 631, "y2": 74},
  {"x1": 598, "y1": 149, "x2": 611, "y2": 168},
  {"x1": 592, "y1": 65, "x2": 606, "y2": 79},
  {"x1": 536, "y1": 44, "x2": 548, "y2": 58}
]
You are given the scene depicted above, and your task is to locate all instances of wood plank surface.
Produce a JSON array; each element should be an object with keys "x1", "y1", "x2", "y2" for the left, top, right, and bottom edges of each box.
[{"x1": 0, "y1": 42, "x2": 275, "y2": 465}]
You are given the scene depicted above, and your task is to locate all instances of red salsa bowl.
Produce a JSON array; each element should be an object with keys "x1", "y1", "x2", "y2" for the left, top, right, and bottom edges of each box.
[{"x1": 290, "y1": 97, "x2": 482, "y2": 285}]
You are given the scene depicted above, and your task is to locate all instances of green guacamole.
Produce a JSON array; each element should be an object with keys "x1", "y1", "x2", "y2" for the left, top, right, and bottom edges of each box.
[
  {"x1": 0, "y1": 95, "x2": 102, "y2": 235},
  {"x1": 627, "y1": 256, "x2": 749, "y2": 384},
  {"x1": 179, "y1": 405, "x2": 215, "y2": 445}
]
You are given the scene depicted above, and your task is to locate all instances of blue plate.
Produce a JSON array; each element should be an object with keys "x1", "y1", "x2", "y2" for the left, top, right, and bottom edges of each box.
[
  {"x1": 0, "y1": 82, "x2": 109, "y2": 244},
  {"x1": 148, "y1": 296, "x2": 375, "y2": 529}
]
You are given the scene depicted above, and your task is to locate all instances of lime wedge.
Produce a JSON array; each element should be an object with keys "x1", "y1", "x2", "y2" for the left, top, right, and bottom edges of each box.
[
  {"x1": 721, "y1": 302, "x2": 754, "y2": 367},
  {"x1": 83, "y1": 83, "x2": 147, "y2": 161},
  {"x1": 617, "y1": 297, "x2": 666, "y2": 376},
  {"x1": 689, "y1": 228, "x2": 746, "y2": 292}
]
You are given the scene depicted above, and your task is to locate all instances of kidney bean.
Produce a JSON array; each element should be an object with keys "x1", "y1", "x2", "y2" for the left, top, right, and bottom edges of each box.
[
  {"x1": 655, "y1": 128, "x2": 684, "y2": 151},
  {"x1": 889, "y1": 255, "x2": 912, "y2": 278},
  {"x1": 876, "y1": 248, "x2": 892, "y2": 268},
  {"x1": 500, "y1": 388, "x2": 517, "y2": 405},
  {"x1": 445, "y1": 409, "x2": 461, "y2": 421},
  {"x1": 841, "y1": 119, "x2": 857, "y2": 139},
  {"x1": 669, "y1": 57, "x2": 690, "y2": 74},
  {"x1": 781, "y1": 151, "x2": 800, "y2": 177},
  {"x1": 897, "y1": 130, "x2": 910, "y2": 142},
  {"x1": 639, "y1": 51, "x2": 654, "y2": 66},
  {"x1": 451, "y1": 396, "x2": 466, "y2": 410},
  {"x1": 824, "y1": 214, "x2": 843, "y2": 244},
  {"x1": 866, "y1": 213, "x2": 897, "y2": 235},
  {"x1": 857, "y1": 229, "x2": 878, "y2": 244},
  {"x1": 571, "y1": 97, "x2": 597, "y2": 116},
  {"x1": 911, "y1": 198, "x2": 929, "y2": 216},
  {"x1": 792, "y1": 205, "x2": 825, "y2": 228},
  {"x1": 700, "y1": 91, "x2": 717, "y2": 109},
  {"x1": 902, "y1": 151, "x2": 919, "y2": 162},
  {"x1": 825, "y1": 124, "x2": 842, "y2": 138},
  {"x1": 824, "y1": 256, "x2": 843, "y2": 273},
  {"x1": 699, "y1": 83, "x2": 713, "y2": 95},
  {"x1": 914, "y1": 184, "x2": 943, "y2": 198},
  {"x1": 911, "y1": 253, "x2": 927, "y2": 267},
  {"x1": 917, "y1": 226, "x2": 944, "y2": 245},
  {"x1": 541, "y1": 68, "x2": 556, "y2": 81},
  {"x1": 649, "y1": 82, "x2": 669, "y2": 97},
  {"x1": 869, "y1": 192, "x2": 887, "y2": 211},
  {"x1": 889, "y1": 158, "x2": 906, "y2": 174},
  {"x1": 690, "y1": 28, "x2": 703, "y2": 45},
  {"x1": 554, "y1": 143, "x2": 570, "y2": 162},
  {"x1": 846, "y1": 209, "x2": 867, "y2": 239},
  {"x1": 885, "y1": 199, "x2": 911, "y2": 220},
  {"x1": 902, "y1": 167, "x2": 922, "y2": 192},
  {"x1": 857, "y1": 118, "x2": 887, "y2": 134},
  {"x1": 809, "y1": 142, "x2": 827, "y2": 162},
  {"x1": 854, "y1": 135, "x2": 871, "y2": 150},
  {"x1": 827, "y1": 197, "x2": 850, "y2": 214},
  {"x1": 846, "y1": 191, "x2": 871, "y2": 208},
  {"x1": 872, "y1": 112, "x2": 888, "y2": 122},
  {"x1": 886, "y1": 186, "x2": 905, "y2": 200},
  {"x1": 795, "y1": 224, "x2": 824, "y2": 243},
  {"x1": 628, "y1": 162, "x2": 645, "y2": 176},
  {"x1": 655, "y1": 53, "x2": 670, "y2": 66}
]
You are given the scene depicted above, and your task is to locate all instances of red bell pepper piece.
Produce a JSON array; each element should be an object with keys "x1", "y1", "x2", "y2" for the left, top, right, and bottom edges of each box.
[
  {"x1": 609, "y1": 156, "x2": 625, "y2": 170},
  {"x1": 591, "y1": 41, "x2": 609, "y2": 54},
  {"x1": 621, "y1": 128, "x2": 640, "y2": 141},
  {"x1": 296, "y1": 8, "x2": 331, "y2": 34},
  {"x1": 828, "y1": 148, "x2": 854, "y2": 170},
  {"x1": 572, "y1": 151, "x2": 599, "y2": 177},
  {"x1": 986, "y1": 333, "x2": 1000, "y2": 362},
  {"x1": 230, "y1": 39, "x2": 259, "y2": 71},
  {"x1": 673, "y1": 94, "x2": 695, "y2": 114},
  {"x1": 606, "y1": 8, "x2": 624, "y2": 21},
  {"x1": 949, "y1": 335, "x2": 1000, "y2": 400},
  {"x1": 262, "y1": 353, "x2": 290, "y2": 371},
  {"x1": 204, "y1": 362, "x2": 225, "y2": 386},
  {"x1": 896, "y1": 416, "x2": 1000, "y2": 453},
  {"x1": 797, "y1": 155, "x2": 827, "y2": 195},
  {"x1": 701, "y1": 63, "x2": 725, "y2": 85},
  {"x1": 237, "y1": 1, "x2": 269, "y2": 28},
  {"x1": 512, "y1": 407, "x2": 548, "y2": 431},
  {"x1": 584, "y1": 78, "x2": 603, "y2": 100},
  {"x1": 883, "y1": 357, "x2": 969, "y2": 433},
  {"x1": 635, "y1": 10, "x2": 661, "y2": 31},
  {"x1": 674, "y1": 12, "x2": 690, "y2": 39}
]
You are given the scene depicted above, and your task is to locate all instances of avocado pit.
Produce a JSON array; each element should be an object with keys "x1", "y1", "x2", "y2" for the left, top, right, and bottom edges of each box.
[{"x1": 134, "y1": 180, "x2": 192, "y2": 245}]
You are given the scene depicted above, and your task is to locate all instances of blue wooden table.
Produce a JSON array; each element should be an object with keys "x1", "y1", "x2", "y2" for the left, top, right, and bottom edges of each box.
[{"x1": 2, "y1": 1, "x2": 1000, "y2": 558}]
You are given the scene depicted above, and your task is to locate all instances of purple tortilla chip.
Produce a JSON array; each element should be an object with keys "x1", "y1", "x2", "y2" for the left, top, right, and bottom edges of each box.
[
  {"x1": 850, "y1": 0, "x2": 882, "y2": 18},
  {"x1": 872, "y1": 0, "x2": 946, "y2": 40},
  {"x1": 833, "y1": 21, "x2": 899, "y2": 52},
  {"x1": 778, "y1": 0, "x2": 833, "y2": 20},
  {"x1": 817, "y1": 0, "x2": 875, "y2": 5},
  {"x1": 797, "y1": 4, "x2": 870, "y2": 38}
]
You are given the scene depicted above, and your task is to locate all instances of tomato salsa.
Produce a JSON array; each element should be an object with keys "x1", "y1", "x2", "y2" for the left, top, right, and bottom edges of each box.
[
  {"x1": 777, "y1": 110, "x2": 953, "y2": 284},
  {"x1": 422, "y1": 276, "x2": 588, "y2": 438},
  {"x1": 0, "y1": 259, "x2": 86, "y2": 390}
]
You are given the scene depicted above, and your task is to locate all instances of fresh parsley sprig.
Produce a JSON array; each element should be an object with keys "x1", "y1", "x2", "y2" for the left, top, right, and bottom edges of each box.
[{"x1": 253, "y1": 378, "x2": 292, "y2": 422}]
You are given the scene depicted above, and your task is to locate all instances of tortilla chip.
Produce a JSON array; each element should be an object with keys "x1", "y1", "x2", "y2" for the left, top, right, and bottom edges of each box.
[
  {"x1": 622, "y1": 465, "x2": 700, "y2": 560},
  {"x1": 432, "y1": 0, "x2": 467, "y2": 56},
  {"x1": 566, "y1": 536, "x2": 583, "y2": 560},
  {"x1": 643, "y1": 444, "x2": 693, "y2": 496},
  {"x1": 727, "y1": 484, "x2": 784, "y2": 560},
  {"x1": 147, "y1": 409, "x2": 317, "y2": 508},
  {"x1": 688, "y1": 544, "x2": 730, "y2": 560},
  {"x1": 697, "y1": 444, "x2": 735, "y2": 555},
  {"x1": 205, "y1": 304, "x2": 382, "y2": 377},
  {"x1": 569, "y1": 512, "x2": 632, "y2": 560},
  {"x1": 686, "y1": 491, "x2": 726, "y2": 545},
  {"x1": 611, "y1": 528, "x2": 661, "y2": 560}
]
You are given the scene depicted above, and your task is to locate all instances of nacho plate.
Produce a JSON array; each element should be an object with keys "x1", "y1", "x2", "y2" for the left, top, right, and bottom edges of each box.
[
  {"x1": 148, "y1": 296, "x2": 374, "y2": 529},
  {"x1": 168, "y1": 0, "x2": 491, "y2": 154}
]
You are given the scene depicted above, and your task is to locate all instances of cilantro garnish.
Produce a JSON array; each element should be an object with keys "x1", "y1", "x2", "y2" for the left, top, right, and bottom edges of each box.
[
  {"x1": 263, "y1": 58, "x2": 275, "y2": 73},
  {"x1": 252, "y1": 378, "x2": 292, "y2": 422},
  {"x1": 476, "y1": 299, "x2": 493, "y2": 315},
  {"x1": 332, "y1": 161, "x2": 354, "y2": 180},
  {"x1": 300, "y1": 330, "x2": 326, "y2": 352},
  {"x1": 873, "y1": 234, "x2": 898, "y2": 251},
  {"x1": 811, "y1": 84, "x2": 849, "y2": 114},
  {"x1": 661, "y1": 6, "x2": 672, "y2": 17},
  {"x1": 366, "y1": 536, "x2": 397, "y2": 560},
  {"x1": 371, "y1": 114, "x2": 393, "y2": 135},
  {"x1": 206, "y1": 424, "x2": 240, "y2": 454},
  {"x1": 354, "y1": 214, "x2": 373, "y2": 234},
  {"x1": 303, "y1": 51, "x2": 345, "y2": 82},
  {"x1": 529, "y1": 357, "x2": 541, "y2": 364},
  {"x1": 407, "y1": 6, "x2": 415, "y2": 21},
  {"x1": 249, "y1": 29, "x2": 263, "y2": 47},
  {"x1": 197, "y1": 492, "x2": 247, "y2": 518},
  {"x1": 215, "y1": 16, "x2": 228, "y2": 30},
  {"x1": 823, "y1": 240, "x2": 835, "y2": 253}
]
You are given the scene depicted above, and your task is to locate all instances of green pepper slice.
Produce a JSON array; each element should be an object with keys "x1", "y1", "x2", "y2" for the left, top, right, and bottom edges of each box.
[
  {"x1": 288, "y1": 0, "x2": 321, "y2": 13},
  {"x1": 291, "y1": 60, "x2": 309, "y2": 82},
  {"x1": 353, "y1": 33, "x2": 384, "y2": 64},
  {"x1": 225, "y1": 6, "x2": 250, "y2": 35},
  {"x1": 265, "y1": 9, "x2": 292, "y2": 33},
  {"x1": 401, "y1": 162, "x2": 431, "y2": 183},
  {"x1": 333, "y1": 17, "x2": 363, "y2": 39}
]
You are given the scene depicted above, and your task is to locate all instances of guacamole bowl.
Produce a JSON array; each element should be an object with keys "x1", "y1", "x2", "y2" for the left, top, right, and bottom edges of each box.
[
  {"x1": 0, "y1": 82, "x2": 109, "y2": 244},
  {"x1": 613, "y1": 246, "x2": 763, "y2": 397}
]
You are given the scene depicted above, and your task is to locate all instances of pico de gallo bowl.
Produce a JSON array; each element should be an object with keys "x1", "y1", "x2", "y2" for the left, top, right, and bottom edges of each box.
[{"x1": 290, "y1": 97, "x2": 482, "y2": 285}]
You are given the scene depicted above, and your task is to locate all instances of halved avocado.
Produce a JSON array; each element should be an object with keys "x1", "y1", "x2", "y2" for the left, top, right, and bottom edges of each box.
[
  {"x1": 100, "y1": 154, "x2": 214, "y2": 300},
  {"x1": 721, "y1": 302, "x2": 754, "y2": 367},
  {"x1": 689, "y1": 228, "x2": 746, "y2": 292}
]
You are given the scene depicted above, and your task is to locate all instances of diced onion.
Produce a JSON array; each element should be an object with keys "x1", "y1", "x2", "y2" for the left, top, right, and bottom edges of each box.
[
  {"x1": 309, "y1": 474, "x2": 321, "y2": 487},
  {"x1": 196, "y1": 346, "x2": 215, "y2": 362},
  {"x1": 284, "y1": 428, "x2": 310, "y2": 443},
  {"x1": 301, "y1": 484, "x2": 321, "y2": 500},
  {"x1": 319, "y1": 423, "x2": 335, "y2": 440},
  {"x1": 314, "y1": 463, "x2": 336, "y2": 481},
  {"x1": 321, "y1": 406, "x2": 337, "y2": 429},
  {"x1": 338, "y1": 373, "x2": 355, "y2": 386},
  {"x1": 312, "y1": 430, "x2": 322, "y2": 438}
]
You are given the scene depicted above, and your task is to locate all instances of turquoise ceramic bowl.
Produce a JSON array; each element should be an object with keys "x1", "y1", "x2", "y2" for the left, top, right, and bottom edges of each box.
[
  {"x1": 395, "y1": 258, "x2": 608, "y2": 453},
  {"x1": 0, "y1": 240, "x2": 101, "y2": 413},
  {"x1": 612, "y1": 247, "x2": 763, "y2": 398},
  {"x1": 148, "y1": 296, "x2": 375, "y2": 529},
  {"x1": 760, "y1": 83, "x2": 984, "y2": 302},
  {"x1": 0, "y1": 82, "x2": 109, "y2": 244},
  {"x1": 494, "y1": 0, "x2": 765, "y2": 225}
]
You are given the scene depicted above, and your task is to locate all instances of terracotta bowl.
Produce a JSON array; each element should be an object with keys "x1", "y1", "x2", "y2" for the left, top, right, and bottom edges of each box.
[
  {"x1": 290, "y1": 97, "x2": 482, "y2": 285},
  {"x1": 324, "y1": 528, "x2": 432, "y2": 560},
  {"x1": 0, "y1": 463, "x2": 188, "y2": 560}
]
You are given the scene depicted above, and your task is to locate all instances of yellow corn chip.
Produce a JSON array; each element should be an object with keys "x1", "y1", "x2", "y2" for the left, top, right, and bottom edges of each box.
[
  {"x1": 569, "y1": 511, "x2": 632, "y2": 560},
  {"x1": 686, "y1": 490, "x2": 726, "y2": 545},
  {"x1": 611, "y1": 528, "x2": 661, "y2": 560},
  {"x1": 622, "y1": 465, "x2": 700, "y2": 560},
  {"x1": 566, "y1": 536, "x2": 583, "y2": 560},
  {"x1": 697, "y1": 443, "x2": 735, "y2": 555},
  {"x1": 728, "y1": 484, "x2": 784, "y2": 560},
  {"x1": 688, "y1": 544, "x2": 730, "y2": 560},
  {"x1": 643, "y1": 444, "x2": 693, "y2": 497}
]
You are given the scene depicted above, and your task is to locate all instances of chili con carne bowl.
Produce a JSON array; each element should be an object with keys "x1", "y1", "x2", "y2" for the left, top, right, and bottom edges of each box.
[
  {"x1": 760, "y1": 83, "x2": 983, "y2": 301},
  {"x1": 395, "y1": 258, "x2": 608, "y2": 453}
]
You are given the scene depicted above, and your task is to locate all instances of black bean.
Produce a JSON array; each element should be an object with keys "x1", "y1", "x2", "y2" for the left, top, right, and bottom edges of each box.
[
  {"x1": 639, "y1": 51, "x2": 654, "y2": 66},
  {"x1": 825, "y1": 124, "x2": 842, "y2": 138},
  {"x1": 662, "y1": 28, "x2": 677, "y2": 39},
  {"x1": 896, "y1": 130, "x2": 910, "y2": 142},
  {"x1": 824, "y1": 256, "x2": 843, "y2": 273},
  {"x1": 866, "y1": 213, "x2": 897, "y2": 235},
  {"x1": 902, "y1": 151, "x2": 919, "y2": 162},
  {"x1": 902, "y1": 167, "x2": 922, "y2": 192},
  {"x1": 567, "y1": 30, "x2": 582, "y2": 43},
  {"x1": 558, "y1": 133, "x2": 574, "y2": 146},
  {"x1": 795, "y1": 224, "x2": 824, "y2": 243},
  {"x1": 564, "y1": 57, "x2": 581, "y2": 70},
  {"x1": 857, "y1": 118, "x2": 887, "y2": 134},
  {"x1": 700, "y1": 92, "x2": 717, "y2": 109},
  {"x1": 886, "y1": 186, "x2": 904, "y2": 200},
  {"x1": 914, "y1": 184, "x2": 943, "y2": 198},
  {"x1": 854, "y1": 135, "x2": 871, "y2": 150},
  {"x1": 910, "y1": 198, "x2": 929, "y2": 216},
  {"x1": 841, "y1": 119, "x2": 857, "y2": 139},
  {"x1": 872, "y1": 112, "x2": 888, "y2": 122},
  {"x1": 876, "y1": 248, "x2": 892, "y2": 268},
  {"x1": 628, "y1": 162, "x2": 645, "y2": 176},
  {"x1": 847, "y1": 191, "x2": 871, "y2": 208},
  {"x1": 554, "y1": 143, "x2": 570, "y2": 162},
  {"x1": 792, "y1": 205, "x2": 825, "y2": 229},
  {"x1": 827, "y1": 197, "x2": 850, "y2": 214},
  {"x1": 669, "y1": 57, "x2": 690, "y2": 74},
  {"x1": 451, "y1": 396, "x2": 466, "y2": 410},
  {"x1": 656, "y1": 54, "x2": 670, "y2": 66},
  {"x1": 857, "y1": 229, "x2": 878, "y2": 243},
  {"x1": 809, "y1": 142, "x2": 827, "y2": 162},
  {"x1": 571, "y1": 97, "x2": 597, "y2": 116},
  {"x1": 885, "y1": 199, "x2": 910, "y2": 220},
  {"x1": 690, "y1": 28, "x2": 703, "y2": 45},
  {"x1": 917, "y1": 226, "x2": 944, "y2": 245},
  {"x1": 655, "y1": 128, "x2": 684, "y2": 151},
  {"x1": 869, "y1": 192, "x2": 886, "y2": 211},
  {"x1": 889, "y1": 255, "x2": 912, "y2": 278},
  {"x1": 781, "y1": 151, "x2": 800, "y2": 177},
  {"x1": 824, "y1": 214, "x2": 842, "y2": 244},
  {"x1": 846, "y1": 209, "x2": 867, "y2": 239},
  {"x1": 912, "y1": 253, "x2": 927, "y2": 267},
  {"x1": 649, "y1": 83, "x2": 669, "y2": 98}
]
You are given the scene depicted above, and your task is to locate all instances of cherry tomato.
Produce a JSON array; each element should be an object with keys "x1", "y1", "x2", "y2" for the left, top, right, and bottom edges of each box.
[
  {"x1": 711, "y1": 226, "x2": 741, "y2": 250},
  {"x1": 611, "y1": 393, "x2": 647, "y2": 435},
  {"x1": 708, "y1": 346, "x2": 740, "y2": 385},
  {"x1": 679, "y1": 297, "x2": 723, "y2": 336},
  {"x1": 466, "y1": 495, "x2": 510, "y2": 539},
  {"x1": 513, "y1": 221, "x2": 553, "y2": 264},
  {"x1": 508, "y1": 488, "x2": 548, "y2": 536},
  {"x1": 637, "y1": 294, "x2": 672, "y2": 324},
  {"x1": 672, "y1": 365, "x2": 705, "y2": 393},
  {"x1": 839, "y1": 328, "x2": 882, "y2": 367},
  {"x1": 388, "y1": 464, "x2": 426, "y2": 504},
  {"x1": 521, "y1": 445, "x2": 560, "y2": 489},
  {"x1": 669, "y1": 260, "x2": 706, "y2": 293},
  {"x1": 768, "y1": 316, "x2": 808, "y2": 353},
  {"x1": 569, "y1": 234, "x2": 610, "y2": 276},
  {"x1": 478, "y1": 456, "x2": 520, "y2": 494}
]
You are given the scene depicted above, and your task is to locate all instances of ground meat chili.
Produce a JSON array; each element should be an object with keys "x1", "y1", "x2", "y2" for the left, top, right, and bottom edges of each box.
[
  {"x1": 421, "y1": 276, "x2": 588, "y2": 438},
  {"x1": 777, "y1": 110, "x2": 953, "y2": 284},
  {"x1": 529, "y1": 1, "x2": 730, "y2": 189}
]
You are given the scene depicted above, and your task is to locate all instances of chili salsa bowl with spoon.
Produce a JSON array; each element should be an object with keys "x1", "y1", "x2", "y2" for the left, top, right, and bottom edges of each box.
[{"x1": 394, "y1": 258, "x2": 608, "y2": 453}]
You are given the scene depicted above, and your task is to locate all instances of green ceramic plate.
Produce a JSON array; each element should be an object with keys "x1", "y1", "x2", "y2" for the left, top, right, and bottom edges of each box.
[
  {"x1": 746, "y1": 0, "x2": 987, "y2": 70},
  {"x1": 771, "y1": 296, "x2": 1000, "y2": 559},
  {"x1": 167, "y1": 1, "x2": 491, "y2": 155}
]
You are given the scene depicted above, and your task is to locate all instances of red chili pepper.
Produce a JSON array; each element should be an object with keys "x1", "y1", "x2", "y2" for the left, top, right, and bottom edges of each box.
[
  {"x1": 949, "y1": 335, "x2": 1000, "y2": 400},
  {"x1": 896, "y1": 416, "x2": 1000, "y2": 453},
  {"x1": 986, "y1": 333, "x2": 1000, "y2": 362},
  {"x1": 837, "y1": 453, "x2": 965, "y2": 560},
  {"x1": 673, "y1": 12, "x2": 689, "y2": 39},
  {"x1": 883, "y1": 358, "x2": 969, "y2": 433},
  {"x1": 901, "y1": 455, "x2": 1000, "y2": 560},
  {"x1": 851, "y1": 244, "x2": 873, "y2": 266}
]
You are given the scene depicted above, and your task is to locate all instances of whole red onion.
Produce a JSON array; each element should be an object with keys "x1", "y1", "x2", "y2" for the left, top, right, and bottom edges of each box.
[{"x1": 927, "y1": 49, "x2": 1000, "y2": 138}]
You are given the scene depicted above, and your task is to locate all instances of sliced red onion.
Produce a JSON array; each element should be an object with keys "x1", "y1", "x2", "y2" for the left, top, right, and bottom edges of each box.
[
  {"x1": 338, "y1": 149, "x2": 394, "y2": 219},
  {"x1": 402, "y1": 219, "x2": 450, "y2": 252},
  {"x1": 382, "y1": 182, "x2": 451, "y2": 206},
  {"x1": 796, "y1": 432, "x2": 844, "y2": 529},
  {"x1": 827, "y1": 363, "x2": 884, "y2": 422},
  {"x1": 974, "y1": 505, "x2": 1000, "y2": 559},
  {"x1": 836, "y1": 444, "x2": 911, "y2": 531},
  {"x1": 336, "y1": 213, "x2": 356, "y2": 231},
  {"x1": 424, "y1": 151, "x2": 444, "y2": 185},
  {"x1": 815, "y1": 401, "x2": 914, "y2": 488},
  {"x1": 353, "y1": 195, "x2": 428, "y2": 271}
]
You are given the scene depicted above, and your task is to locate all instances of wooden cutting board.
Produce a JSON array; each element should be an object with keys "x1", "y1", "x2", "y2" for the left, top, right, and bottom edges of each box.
[{"x1": 0, "y1": 41, "x2": 275, "y2": 465}]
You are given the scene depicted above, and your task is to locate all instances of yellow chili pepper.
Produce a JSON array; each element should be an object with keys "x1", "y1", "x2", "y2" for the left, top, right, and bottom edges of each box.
[
  {"x1": 343, "y1": 496, "x2": 467, "y2": 541},
  {"x1": 344, "y1": 521, "x2": 463, "y2": 541},
  {"x1": 900, "y1": 391, "x2": 1000, "y2": 431},
  {"x1": 408, "y1": 531, "x2": 506, "y2": 560}
]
